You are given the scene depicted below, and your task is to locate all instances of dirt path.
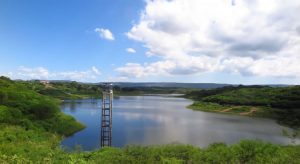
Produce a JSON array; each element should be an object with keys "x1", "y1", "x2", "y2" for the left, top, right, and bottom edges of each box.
[
  {"x1": 221, "y1": 108, "x2": 233, "y2": 112},
  {"x1": 239, "y1": 107, "x2": 257, "y2": 116}
]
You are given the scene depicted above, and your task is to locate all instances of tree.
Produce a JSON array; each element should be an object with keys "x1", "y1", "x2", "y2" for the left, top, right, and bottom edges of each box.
[
  {"x1": 29, "y1": 100, "x2": 59, "y2": 120},
  {"x1": 0, "y1": 91, "x2": 8, "y2": 104}
]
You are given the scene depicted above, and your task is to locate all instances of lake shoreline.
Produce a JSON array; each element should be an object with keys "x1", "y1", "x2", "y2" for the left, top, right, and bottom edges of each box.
[
  {"x1": 60, "y1": 93, "x2": 297, "y2": 134},
  {"x1": 61, "y1": 95, "x2": 299, "y2": 150},
  {"x1": 186, "y1": 100, "x2": 300, "y2": 132},
  {"x1": 187, "y1": 101, "x2": 274, "y2": 117}
]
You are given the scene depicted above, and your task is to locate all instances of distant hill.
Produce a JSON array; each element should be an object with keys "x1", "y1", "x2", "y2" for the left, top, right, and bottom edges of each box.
[
  {"x1": 107, "y1": 82, "x2": 232, "y2": 89},
  {"x1": 18, "y1": 79, "x2": 291, "y2": 89},
  {"x1": 92, "y1": 82, "x2": 290, "y2": 89}
]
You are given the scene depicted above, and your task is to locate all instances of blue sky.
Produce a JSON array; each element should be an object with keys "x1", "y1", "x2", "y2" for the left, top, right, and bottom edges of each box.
[{"x1": 1, "y1": 0, "x2": 300, "y2": 84}]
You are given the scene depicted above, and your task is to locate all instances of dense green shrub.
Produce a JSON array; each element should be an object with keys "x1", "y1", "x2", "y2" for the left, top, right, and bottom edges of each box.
[
  {"x1": 39, "y1": 113, "x2": 85, "y2": 136},
  {"x1": 232, "y1": 140, "x2": 287, "y2": 163},
  {"x1": 29, "y1": 99, "x2": 59, "y2": 120},
  {"x1": 0, "y1": 77, "x2": 84, "y2": 136},
  {"x1": 0, "y1": 106, "x2": 21, "y2": 124}
]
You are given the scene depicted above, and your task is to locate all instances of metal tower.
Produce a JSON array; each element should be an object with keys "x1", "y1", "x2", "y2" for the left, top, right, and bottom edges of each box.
[{"x1": 100, "y1": 83, "x2": 113, "y2": 147}]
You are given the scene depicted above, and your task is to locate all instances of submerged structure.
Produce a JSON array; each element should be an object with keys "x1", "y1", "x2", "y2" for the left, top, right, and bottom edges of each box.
[{"x1": 100, "y1": 83, "x2": 113, "y2": 147}]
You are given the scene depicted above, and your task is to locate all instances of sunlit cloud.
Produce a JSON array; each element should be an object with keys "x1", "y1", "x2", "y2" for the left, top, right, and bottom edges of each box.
[
  {"x1": 126, "y1": 48, "x2": 136, "y2": 53},
  {"x1": 91, "y1": 66, "x2": 101, "y2": 75},
  {"x1": 95, "y1": 28, "x2": 115, "y2": 41},
  {"x1": 116, "y1": 0, "x2": 300, "y2": 79}
]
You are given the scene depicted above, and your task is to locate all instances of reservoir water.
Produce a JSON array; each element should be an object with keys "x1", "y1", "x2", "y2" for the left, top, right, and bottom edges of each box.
[{"x1": 61, "y1": 95, "x2": 298, "y2": 150}]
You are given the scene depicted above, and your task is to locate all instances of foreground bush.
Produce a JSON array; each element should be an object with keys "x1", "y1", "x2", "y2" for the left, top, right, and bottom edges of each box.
[{"x1": 1, "y1": 126, "x2": 299, "y2": 164}]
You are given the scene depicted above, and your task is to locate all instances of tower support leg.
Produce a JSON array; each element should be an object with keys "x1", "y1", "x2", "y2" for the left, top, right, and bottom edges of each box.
[{"x1": 101, "y1": 91, "x2": 113, "y2": 147}]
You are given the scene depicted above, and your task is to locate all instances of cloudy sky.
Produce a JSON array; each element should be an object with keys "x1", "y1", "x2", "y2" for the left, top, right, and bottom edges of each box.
[{"x1": 0, "y1": 0, "x2": 300, "y2": 84}]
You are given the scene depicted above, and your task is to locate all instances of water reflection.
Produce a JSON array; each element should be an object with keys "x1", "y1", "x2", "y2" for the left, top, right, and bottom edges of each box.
[{"x1": 61, "y1": 95, "x2": 299, "y2": 151}]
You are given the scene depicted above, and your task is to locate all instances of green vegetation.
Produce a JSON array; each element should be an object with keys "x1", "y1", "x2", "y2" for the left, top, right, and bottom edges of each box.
[
  {"x1": 0, "y1": 76, "x2": 85, "y2": 135},
  {"x1": 188, "y1": 102, "x2": 274, "y2": 117},
  {"x1": 188, "y1": 101, "x2": 229, "y2": 112},
  {"x1": 0, "y1": 76, "x2": 299, "y2": 163},
  {"x1": 19, "y1": 80, "x2": 189, "y2": 99},
  {"x1": 0, "y1": 125, "x2": 300, "y2": 164},
  {"x1": 186, "y1": 85, "x2": 300, "y2": 128},
  {"x1": 20, "y1": 80, "x2": 102, "y2": 99}
]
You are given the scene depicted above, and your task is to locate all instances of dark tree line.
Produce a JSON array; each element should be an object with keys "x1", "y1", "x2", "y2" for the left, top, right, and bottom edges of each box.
[{"x1": 186, "y1": 85, "x2": 300, "y2": 127}]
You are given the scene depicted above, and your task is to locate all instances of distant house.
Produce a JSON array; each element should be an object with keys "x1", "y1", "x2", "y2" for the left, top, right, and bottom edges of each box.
[{"x1": 39, "y1": 80, "x2": 50, "y2": 85}]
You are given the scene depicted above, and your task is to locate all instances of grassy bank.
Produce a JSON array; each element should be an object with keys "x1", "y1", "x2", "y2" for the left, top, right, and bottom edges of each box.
[
  {"x1": 185, "y1": 85, "x2": 300, "y2": 128},
  {"x1": 188, "y1": 102, "x2": 275, "y2": 117}
]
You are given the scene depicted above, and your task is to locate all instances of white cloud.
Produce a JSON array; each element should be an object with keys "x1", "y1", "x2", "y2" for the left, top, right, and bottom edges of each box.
[
  {"x1": 91, "y1": 66, "x2": 101, "y2": 75},
  {"x1": 107, "y1": 76, "x2": 129, "y2": 82},
  {"x1": 94, "y1": 28, "x2": 115, "y2": 40},
  {"x1": 126, "y1": 48, "x2": 136, "y2": 53},
  {"x1": 117, "y1": 0, "x2": 300, "y2": 79},
  {"x1": 5, "y1": 66, "x2": 102, "y2": 82},
  {"x1": 18, "y1": 66, "x2": 50, "y2": 79}
]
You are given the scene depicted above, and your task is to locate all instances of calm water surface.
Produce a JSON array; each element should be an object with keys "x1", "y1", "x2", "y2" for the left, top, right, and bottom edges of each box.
[{"x1": 61, "y1": 95, "x2": 298, "y2": 150}]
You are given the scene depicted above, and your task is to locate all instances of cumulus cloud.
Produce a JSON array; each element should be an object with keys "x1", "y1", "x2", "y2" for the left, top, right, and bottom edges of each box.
[
  {"x1": 95, "y1": 28, "x2": 115, "y2": 40},
  {"x1": 5, "y1": 66, "x2": 102, "y2": 82},
  {"x1": 117, "y1": 0, "x2": 300, "y2": 79},
  {"x1": 126, "y1": 48, "x2": 136, "y2": 53},
  {"x1": 18, "y1": 66, "x2": 50, "y2": 79},
  {"x1": 91, "y1": 66, "x2": 101, "y2": 75}
]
